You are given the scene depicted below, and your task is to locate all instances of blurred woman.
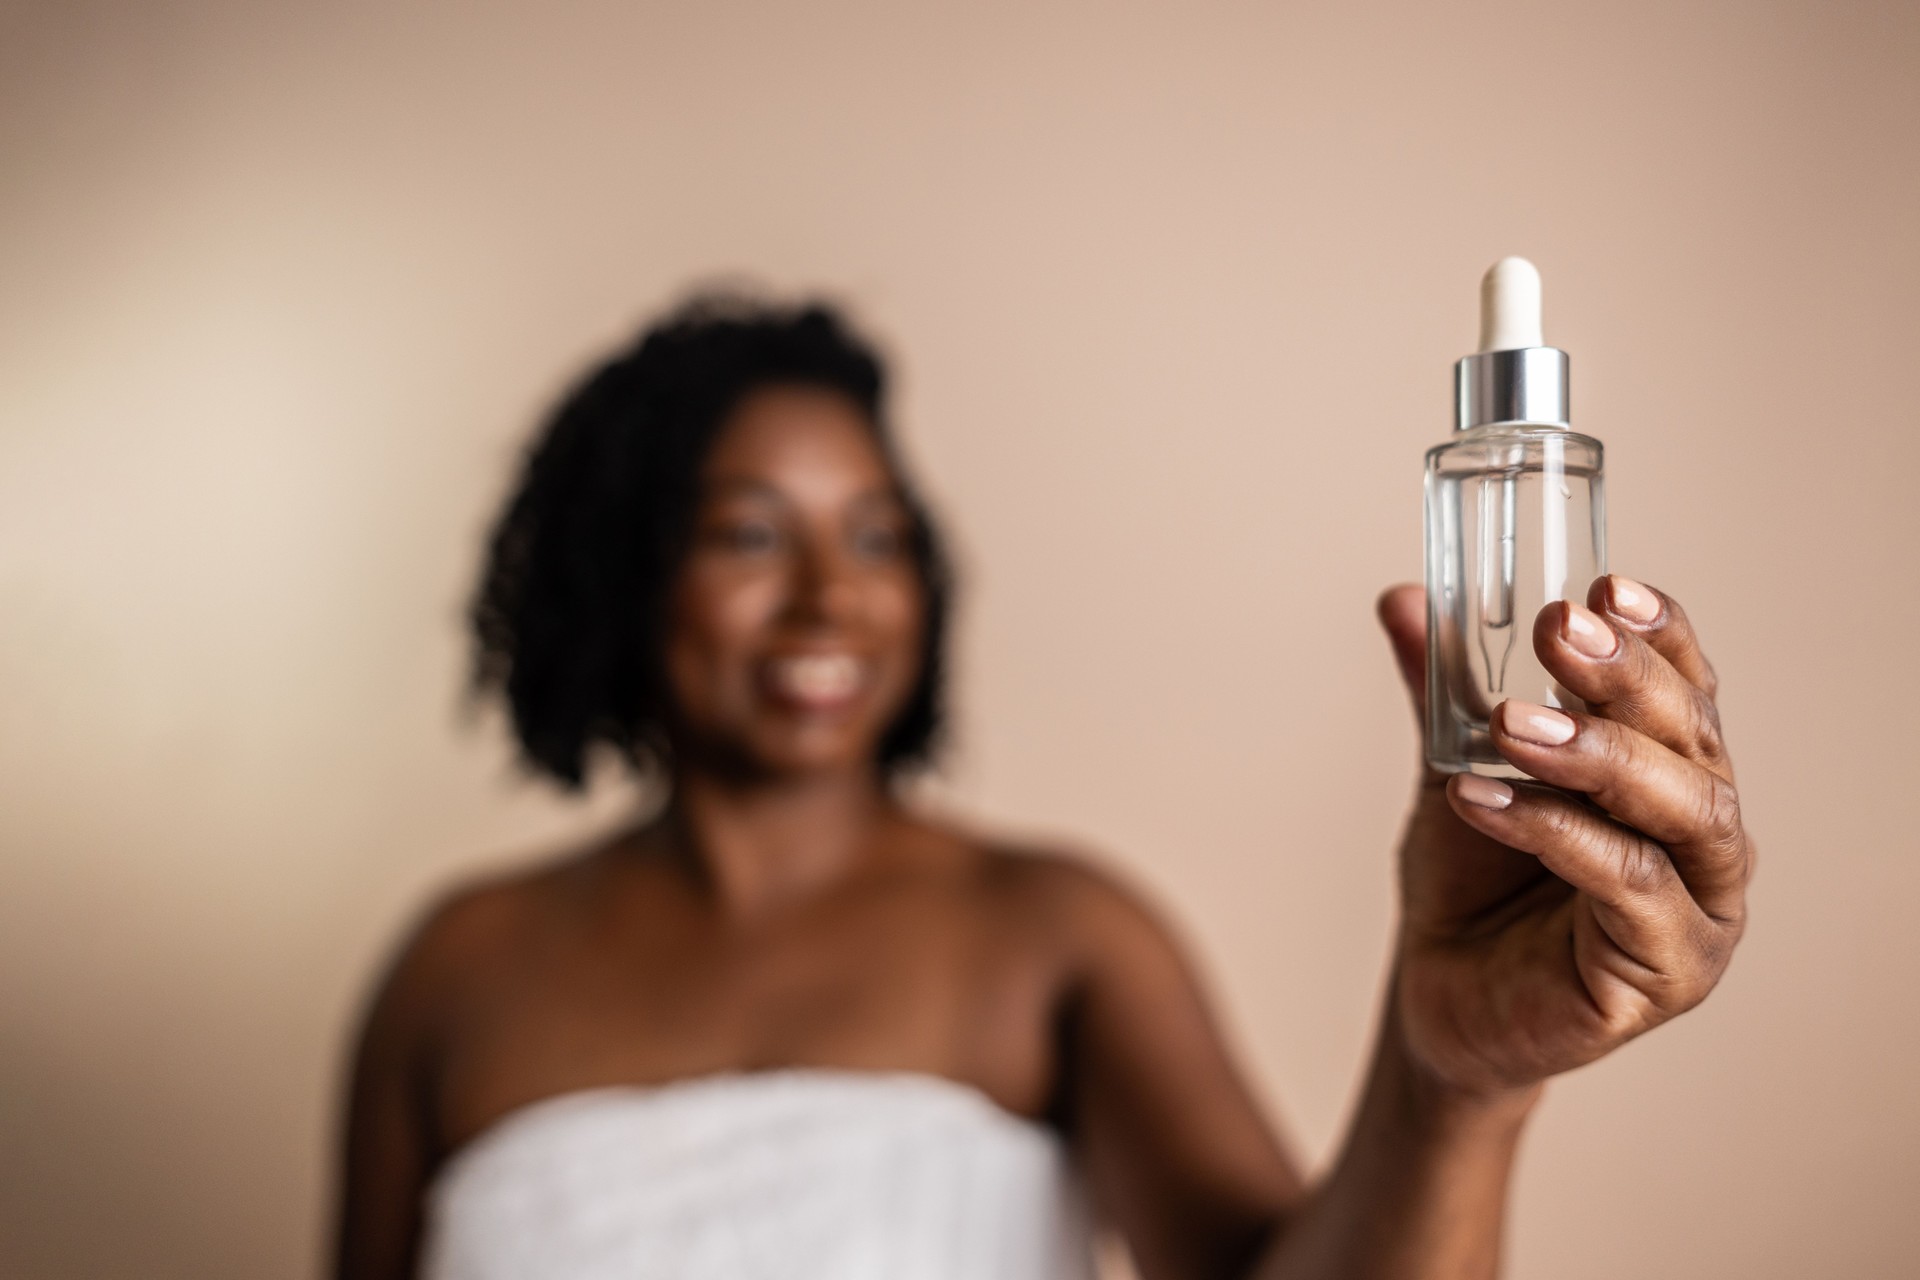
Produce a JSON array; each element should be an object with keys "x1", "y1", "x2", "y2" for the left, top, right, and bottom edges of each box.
[{"x1": 333, "y1": 297, "x2": 1751, "y2": 1279}]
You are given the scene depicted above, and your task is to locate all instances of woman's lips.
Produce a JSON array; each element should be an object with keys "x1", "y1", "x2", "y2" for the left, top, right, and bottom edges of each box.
[{"x1": 758, "y1": 652, "x2": 866, "y2": 711}]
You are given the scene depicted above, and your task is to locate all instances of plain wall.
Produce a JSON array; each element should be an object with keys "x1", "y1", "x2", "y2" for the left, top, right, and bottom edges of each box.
[{"x1": 3, "y1": 1, "x2": 1916, "y2": 1276}]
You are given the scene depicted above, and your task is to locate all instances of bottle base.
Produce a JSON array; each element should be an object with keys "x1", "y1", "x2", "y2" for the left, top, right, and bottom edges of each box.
[
  {"x1": 1426, "y1": 755, "x2": 1531, "y2": 780},
  {"x1": 1426, "y1": 720, "x2": 1531, "y2": 779}
]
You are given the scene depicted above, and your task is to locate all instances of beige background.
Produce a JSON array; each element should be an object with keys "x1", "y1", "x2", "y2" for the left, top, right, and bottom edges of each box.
[{"x1": 3, "y1": 1, "x2": 1917, "y2": 1276}]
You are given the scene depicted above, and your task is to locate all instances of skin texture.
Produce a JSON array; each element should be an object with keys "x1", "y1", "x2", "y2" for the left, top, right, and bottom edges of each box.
[{"x1": 333, "y1": 387, "x2": 1751, "y2": 1279}]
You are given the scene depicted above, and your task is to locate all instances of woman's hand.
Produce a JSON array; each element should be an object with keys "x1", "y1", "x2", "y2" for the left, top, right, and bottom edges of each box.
[{"x1": 1376, "y1": 576, "x2": 1751, "y2": 1100}]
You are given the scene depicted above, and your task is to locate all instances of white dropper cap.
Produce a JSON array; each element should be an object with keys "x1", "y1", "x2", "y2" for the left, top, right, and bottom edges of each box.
[
  {"x1": 1455, "y1": 256, "x2": 1569, "y2": 429},
  {"x1": 1478, "y1": 256, "x2": 1544, "y2": 352}
]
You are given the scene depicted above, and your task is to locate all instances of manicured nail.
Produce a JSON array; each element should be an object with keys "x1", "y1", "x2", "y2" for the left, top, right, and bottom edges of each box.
[
  {"x1": 1454, "y1": 774, "x2": 1514, "y2": 810},
  {"x1": 1562, "y1": 605, "x2": 1619, "y2": 658},
  {"x1": 1500, "y1": 699, "x2": 1576, "y2": 745},
  {"x1": 1608, "y1": 576, "x2": 1661, "y2": 625}
]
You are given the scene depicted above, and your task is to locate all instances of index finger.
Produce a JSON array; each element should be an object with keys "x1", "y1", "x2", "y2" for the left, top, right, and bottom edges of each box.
[{"x1": 1590, "y1": 576, "x2": 1719, "y2": 701}]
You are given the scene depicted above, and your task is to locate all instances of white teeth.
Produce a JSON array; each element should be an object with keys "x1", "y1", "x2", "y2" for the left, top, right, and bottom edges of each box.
[{"x1": 768, "y1": 654, "x2": 860, "y2": 702}]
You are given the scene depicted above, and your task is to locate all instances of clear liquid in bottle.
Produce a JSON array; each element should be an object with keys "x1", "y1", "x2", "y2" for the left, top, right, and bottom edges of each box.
[{"x1": 1425, "y1": 425, "x2": 1605, "y2": 775}]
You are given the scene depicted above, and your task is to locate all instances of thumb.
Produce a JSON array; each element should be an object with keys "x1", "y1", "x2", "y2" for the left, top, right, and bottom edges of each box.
[{"x1": 1376, "y1": 584, "x2": 1428, "y2": 721}]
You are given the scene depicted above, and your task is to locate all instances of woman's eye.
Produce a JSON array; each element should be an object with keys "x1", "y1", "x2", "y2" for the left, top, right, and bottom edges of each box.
[
  {"x1": 709, "y1": 520, "x2": 782, "y2": 554},
  {"x1": 851, "y1": 523, "x2": 905, "y2": 561}
]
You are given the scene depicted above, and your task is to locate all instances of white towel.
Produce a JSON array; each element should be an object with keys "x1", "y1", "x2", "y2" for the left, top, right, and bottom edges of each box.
[{"x1": 421, "y1": 1068, "x2": 1099, "y2": 1280}]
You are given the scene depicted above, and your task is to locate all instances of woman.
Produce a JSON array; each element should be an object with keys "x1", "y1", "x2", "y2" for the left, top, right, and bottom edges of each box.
[{"x1": 333, "y1": 297, "x2": 1751, "y2": 1279}]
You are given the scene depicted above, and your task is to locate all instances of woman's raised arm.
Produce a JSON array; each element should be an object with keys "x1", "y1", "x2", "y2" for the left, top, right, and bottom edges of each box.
[{"x1": 1065, "y1": 575, "x2": 1750, "y2": 1279}]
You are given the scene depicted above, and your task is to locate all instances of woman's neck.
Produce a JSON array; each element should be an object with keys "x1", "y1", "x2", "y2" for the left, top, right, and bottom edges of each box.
[{"x1": 660, "y1": 765, "x2": 898, "y2": 917}]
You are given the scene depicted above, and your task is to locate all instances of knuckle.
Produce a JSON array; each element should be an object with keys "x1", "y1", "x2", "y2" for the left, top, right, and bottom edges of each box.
[
  {"x1": 1605, "y1": 642, "x2": 1672, "y2": 725},
  {"x1": 1668, "y1": 973, "x2": 1715, "y2": 1016},
  {"x1": 1721, "y1": 904, "x2": 1749, "y2": 947},
  {"x1": 1690, "y1": 913, "x2": 1738, "y2": 971},
  {"x1": 1698, "y1": 775, "x2": 1746, "y2": 851},
  {"x1": 1599, "y1": 993, "x2": 1662, "y2": 1041},
  {"x1": 1698, "y1": 693, "x2": 1723, "y2": 736},
  {"x1": 1612, "y1": 832, "x2": 1671, "y2": 899},
  {"x1": 1589, "y1": 717, "x2": 1633, "y2": 777},
  {"x1": 1537, "y1": 799, "x2": 1581, "y2": 844},
  {"x1": 1689, "y1": 692, "x2": 1726, "y2": 761},
  {"x1": 1646, "y1": 946, "x2": 1720, "y2": 1016},
  {"x1": 1721, "y1": 902, "x2": 1750, "y2": 943},
  {"x1": 1631, "y1": 975, "x2": 1692, "y2": 1025}
]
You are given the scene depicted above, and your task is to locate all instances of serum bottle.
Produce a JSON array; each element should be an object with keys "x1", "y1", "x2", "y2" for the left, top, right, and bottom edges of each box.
[{"x1": 1425, "y1": 258, "x2": 1606, "y2": 776}]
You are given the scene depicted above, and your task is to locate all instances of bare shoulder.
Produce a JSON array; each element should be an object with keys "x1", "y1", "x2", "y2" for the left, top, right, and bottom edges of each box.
[
  {"x1": 925, "y1": 819, "x2": 1192, "y2": 977},
  {"x1": 351, "y1": 851, "x2": 585, "y2": 1055}
]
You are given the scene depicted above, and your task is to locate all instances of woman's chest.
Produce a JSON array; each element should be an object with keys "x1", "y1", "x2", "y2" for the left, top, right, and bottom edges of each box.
[{"x1": 430, "y1": 884, "x2": 1069, "y2": 1156}]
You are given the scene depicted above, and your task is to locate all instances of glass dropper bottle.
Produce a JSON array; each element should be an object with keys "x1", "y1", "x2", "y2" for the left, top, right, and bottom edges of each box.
[{"x1": 1424, "y1": 258, "x2": 1607, "y2": 776}]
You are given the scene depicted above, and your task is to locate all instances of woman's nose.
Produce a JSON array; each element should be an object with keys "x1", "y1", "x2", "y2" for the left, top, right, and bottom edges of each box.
[{"x1": 786, "y1": 541, "x2": 860, "y2": 626}]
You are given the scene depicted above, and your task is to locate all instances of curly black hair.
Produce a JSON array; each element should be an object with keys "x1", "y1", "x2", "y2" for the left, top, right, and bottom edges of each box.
[{"x1": 469, "y1": 293, "x2": 952, "y2": 789}]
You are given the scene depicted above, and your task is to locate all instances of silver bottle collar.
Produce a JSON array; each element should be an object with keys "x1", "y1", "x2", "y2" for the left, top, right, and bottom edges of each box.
[{"x1": 1455, "y1": 347, "x2": 1570, "y2": 430}]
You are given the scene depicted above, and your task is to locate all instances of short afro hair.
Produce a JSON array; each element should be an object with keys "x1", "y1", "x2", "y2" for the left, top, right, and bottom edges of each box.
[{"x1": 469, "y1": 293, "x2": 952, "y2": 789}]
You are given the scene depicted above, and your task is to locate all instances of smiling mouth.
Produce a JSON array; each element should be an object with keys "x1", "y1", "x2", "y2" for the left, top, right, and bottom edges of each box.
[{"x1": 760, "y1": 652, "x2": 866, "y2": 711}]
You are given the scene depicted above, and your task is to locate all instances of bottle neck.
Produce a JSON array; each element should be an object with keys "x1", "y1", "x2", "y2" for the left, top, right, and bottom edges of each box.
[{"x1": 1455, "y1": 347, "x2": 1569, "y2": 431}]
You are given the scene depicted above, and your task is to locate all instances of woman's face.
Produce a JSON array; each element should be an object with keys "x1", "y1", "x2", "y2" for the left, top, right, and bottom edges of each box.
[{"x1": 662, "y1": 384, "x2": 926, "y2": 780}]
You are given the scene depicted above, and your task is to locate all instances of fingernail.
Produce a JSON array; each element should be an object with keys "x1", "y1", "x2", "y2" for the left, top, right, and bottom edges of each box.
[
  {"x1": 1563, "y1": 605, "x2": 1619, "y2": 659},
  {"x1": 1500, "y1": 699, "x2": 1577, "y2": 746},
  {"x1": 1454, "y1": 774, "x2": 1514, "y2": 810},
  {"x1": 1608, "y1": 576, "x2": 1661, "y2": 625}
]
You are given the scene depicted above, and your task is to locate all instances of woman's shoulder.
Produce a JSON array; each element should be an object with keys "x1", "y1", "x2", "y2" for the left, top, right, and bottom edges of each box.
[
  {"x1": 912, "y1": 815, "x2": 1189, "y2": 965},
  {"x1": 397, "y1": 870, "x2": 548, "y2": 978},
  {"x1": 353, "y1": 847, "x2": 602, "y2": 1050}
]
